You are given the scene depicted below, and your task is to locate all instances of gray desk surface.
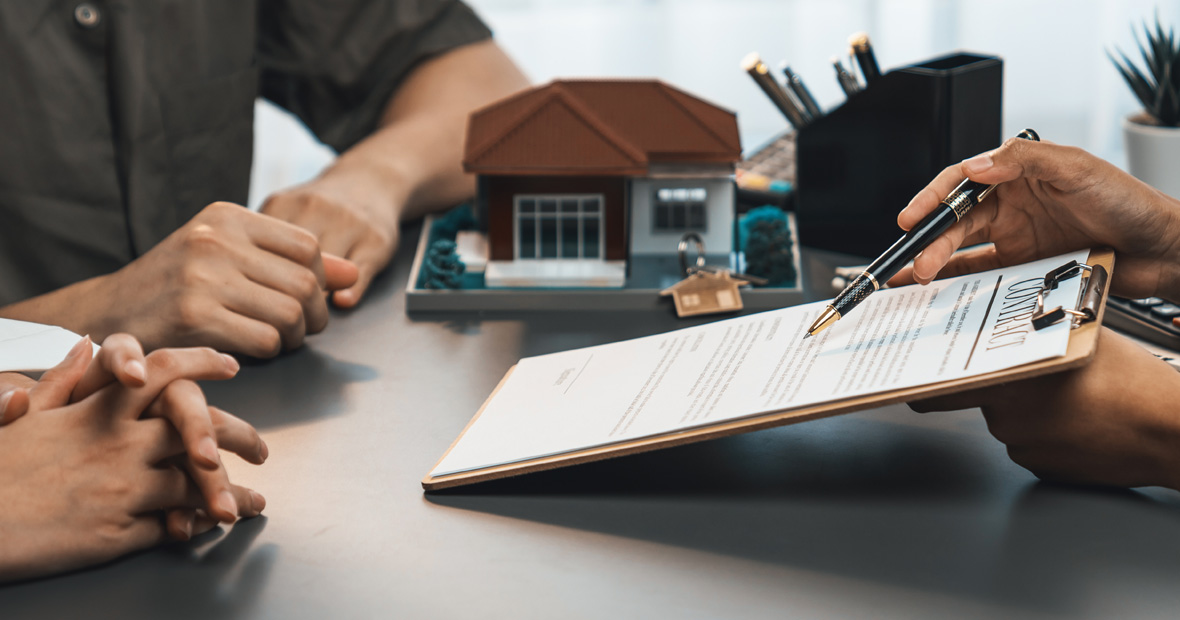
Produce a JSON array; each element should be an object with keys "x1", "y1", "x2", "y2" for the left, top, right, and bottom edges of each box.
[{"x1": 3, "y1": 223, "x2": 1180, "y2": 619}]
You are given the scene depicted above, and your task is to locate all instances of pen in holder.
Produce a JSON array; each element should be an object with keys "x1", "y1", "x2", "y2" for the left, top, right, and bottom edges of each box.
[{"x1": 795, "y1": 52, "x2": 1003, "y2": 257}]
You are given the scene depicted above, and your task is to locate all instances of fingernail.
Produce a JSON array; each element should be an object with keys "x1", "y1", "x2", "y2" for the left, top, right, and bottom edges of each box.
[
  {"x1": 66, "y1": 336, "x2": 91, "y2": 360},
  {"x1": 221, "y1": 354, "x2": 240, "y2": 373},
  {"x1": 217, "y1": 490, "x2": 238, "y2": 519},
  {"x1": 198, "y1": 436, "x2": 221, "y2": 467},
  {"x1": 249, "y1": 490, "x2": 267, "y2": 514},
  {"x1": 0, "y1": 390, "x2": 13, "y2": 417},
  {"x1": 124, "y1": 360, "x2": 146, "y2": 384},
  {"x1": 259, "y1": 438, "x2": 269, "y2": 462},
  {"x1": 183, "y1": 515, "x2": 194, "y2": 539},
  {"x1": 963, "y1": 153, "x2": 994, "y2": 174}
]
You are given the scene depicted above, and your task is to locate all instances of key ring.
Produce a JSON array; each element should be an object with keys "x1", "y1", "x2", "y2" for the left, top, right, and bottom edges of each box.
[{"x1": 678, "y1": 233, "x2": 707, "y2": 277}]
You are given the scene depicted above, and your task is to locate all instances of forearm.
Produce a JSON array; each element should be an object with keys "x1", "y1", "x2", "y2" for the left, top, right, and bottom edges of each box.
[
  {"x1": 0, "y1": 275, "x2": 115, "y2": 340},
  {"x1": 315, "y1": 39, "x2": 529, "y2": 222}
]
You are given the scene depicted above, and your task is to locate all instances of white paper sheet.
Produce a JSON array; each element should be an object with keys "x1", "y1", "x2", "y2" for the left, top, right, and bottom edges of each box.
[
  {"x1": 0, "y1": 318, "x2": 93, "y2": 373},
  {"x1": 431, "y1": 251, "x2": 1090, "y2": 477}
]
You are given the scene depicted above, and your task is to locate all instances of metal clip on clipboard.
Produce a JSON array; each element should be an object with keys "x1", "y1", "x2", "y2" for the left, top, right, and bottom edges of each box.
[{"x1": 1031, "y1": 260, "x2": 1109, "y2": 330}]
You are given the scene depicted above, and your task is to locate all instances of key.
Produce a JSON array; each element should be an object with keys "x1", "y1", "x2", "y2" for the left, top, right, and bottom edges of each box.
[{"x1": 661, "y1": 269, "x2": 751, "y2": 317}]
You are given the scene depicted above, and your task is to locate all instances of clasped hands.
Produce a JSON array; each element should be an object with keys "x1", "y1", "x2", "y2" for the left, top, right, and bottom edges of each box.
[
  {"x1": 86, "y1": 170, "x2": 400, "y2": 357},
  {"x1": 0, "y1": 334, "x2": 266, "y2": 581}
]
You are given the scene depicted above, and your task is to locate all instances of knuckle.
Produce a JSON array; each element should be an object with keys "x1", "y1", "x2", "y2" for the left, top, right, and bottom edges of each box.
[
  {"x1": 182, "y1": 224, "x2": 222, "y2": 254},
  {"x1": 173, "y1": 295, "x2": 207, "y2": 330},
  {"x1": 254, "y1": 328, "x2": 283, "y2": 358},
  {"x1": 289, "y1": 228, "x2": 321, "y2": 264},
  {"x1": 274, "y1": 298, "x2": 305, "y2": 333},
  {"x1": 103, "y1": 332, "x2": 138, "y2": 350},
  {"x1": 146, "y1": 349, "x2": 181, "y2": 375},
  {"x1": 205, "y1": 201, "x2": 240, "y2": 219},
  {"x1": 293, "y1": 269, "x2": 321, "y2": 300}
]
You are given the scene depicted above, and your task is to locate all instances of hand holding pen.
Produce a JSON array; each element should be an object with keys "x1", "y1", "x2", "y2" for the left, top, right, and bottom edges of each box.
[
  {"x1": 807, "y1": 129, "x2": 1041, "y2": 337},
  {"x1": 888, "y1": 134, "x2": 1180, "y2": 303}
]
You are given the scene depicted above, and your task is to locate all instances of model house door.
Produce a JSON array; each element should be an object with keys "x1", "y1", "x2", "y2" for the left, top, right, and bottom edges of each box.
[{"x1": 514, "y1": 195, "x2": 604, "y2": 260}]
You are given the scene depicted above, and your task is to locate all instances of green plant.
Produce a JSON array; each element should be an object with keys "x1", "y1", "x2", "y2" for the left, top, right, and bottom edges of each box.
[{"x1": 1110, "y1": 13, "x2": 1180, "y2": 127}]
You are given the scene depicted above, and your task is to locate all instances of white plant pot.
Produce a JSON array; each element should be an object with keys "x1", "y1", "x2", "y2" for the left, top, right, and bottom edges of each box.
[{"x1": 1124, "y1": 113, "x2": 1180, "y2": 199}]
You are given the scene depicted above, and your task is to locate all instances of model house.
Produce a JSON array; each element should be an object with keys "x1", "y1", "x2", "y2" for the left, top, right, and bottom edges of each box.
[{"x1": 462, "y1": 79, "x2": 742, "y2": 287}]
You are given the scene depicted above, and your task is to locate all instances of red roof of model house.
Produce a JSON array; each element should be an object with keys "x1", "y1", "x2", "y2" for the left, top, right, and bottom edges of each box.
[{"x1": 463, "y1": 79, "x2": 741, "y2": 176}]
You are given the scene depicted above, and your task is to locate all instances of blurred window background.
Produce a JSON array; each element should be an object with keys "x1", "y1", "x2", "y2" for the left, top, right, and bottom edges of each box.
[{"x1": 249, "y1": 0, "x2": 1180, "y2": 209}]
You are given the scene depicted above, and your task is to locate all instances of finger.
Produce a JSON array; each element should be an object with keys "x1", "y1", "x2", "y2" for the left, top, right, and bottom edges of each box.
[
  {"x1": 323, "y1": 252, "x2": 360, "y2": 291},
  {"x1": 333, "y1": 236, "x2": 393, "y2": 309},
  {"x1": 194, "y1": 308, "x2": 284, "y2": 359},
  {"x1": 956, "y1": 136, "x2": 1091, "y2": 188},
  {"x1": 908, "y1": 387, "x2": 995, "y2": 413},
  {"x1": 147, "y1": 380, "x2": 222, "y2": 470},
  {"x1": 222, "y1": 273, "x2": 310, "y2": 350},
  {"x1": 931, "y1": 245, "x2": 1006, "y2": 280},
  {"x1": 28, "y1": 336, "x2": 93, "y2": 411},
  {"x1": 165, "y1": 508, "x2": 197, "y2": 541},
  {"x1": 106, "y1": 347, "x2": 240, "y2": 419},
  {"x1": 897, "y1": 164, "x2": 971, "y2": 231},
  {"x1": 242, "y1": 212, "x2": 328, "y2": 287},
  {"x1": 131, "y1": 465, "x2": 194, "y2": 513},
  {"x1": 891, "y1": 244, "x2": 1006, "y2": 288},
  {"x1": 121, "y1": 514, "x2": 170, "y2": 551},
  {"x1": 138, "y1": 418, "x2": 186, "y2": 463},
  {"x1": 71, "y1": 333, "x2": 147, "y2": 402},
  {"x1": 237, "y1": 247, "x2": 330, "y2": 335},
  {"x1": 209, "y1": 406, "x2": 267, "y2": 465},
  {"x1": 133, "y1": 462, "x2": 263, "y2": 523},
  {"x1": 191, "y1": 510, "x2": 220, "y2": 537},
  {"x1": 0, "y1": 388, "x2": 30, "y2": 424}
]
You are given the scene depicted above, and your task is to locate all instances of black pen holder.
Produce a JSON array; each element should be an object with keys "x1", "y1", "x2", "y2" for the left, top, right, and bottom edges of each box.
[{"x1": 795, "y1": 52, "x2": 1003, "y2": 258}]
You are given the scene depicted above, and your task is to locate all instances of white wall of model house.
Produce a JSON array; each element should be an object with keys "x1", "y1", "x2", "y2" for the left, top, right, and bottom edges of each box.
[{"x1": 628, "y1": 175, "x2": 735, "y2": 256}]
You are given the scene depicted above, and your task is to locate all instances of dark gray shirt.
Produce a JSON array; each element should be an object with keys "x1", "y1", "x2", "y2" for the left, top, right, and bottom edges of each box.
[{"x1": 0, "y1": 0, "x2": 490, "y2": 304}]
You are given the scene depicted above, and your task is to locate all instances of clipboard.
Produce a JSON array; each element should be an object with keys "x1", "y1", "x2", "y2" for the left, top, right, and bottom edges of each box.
[{"x1": 423, "y1": 248, "x2": 1114, "y2": 491}]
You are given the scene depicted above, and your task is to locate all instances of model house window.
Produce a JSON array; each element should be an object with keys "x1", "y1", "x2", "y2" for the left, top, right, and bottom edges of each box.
[
  {"x1": 653, "y1": 187, "x2": 707, "y2": 232},
  {"x1": 515, "y1": 195, "x2": 603, "y2": 260}
]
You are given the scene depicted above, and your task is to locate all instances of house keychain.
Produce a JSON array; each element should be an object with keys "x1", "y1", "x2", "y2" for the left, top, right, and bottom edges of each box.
[{"x1": 660, "y1": 233, "x2": 767, "y2": 317}]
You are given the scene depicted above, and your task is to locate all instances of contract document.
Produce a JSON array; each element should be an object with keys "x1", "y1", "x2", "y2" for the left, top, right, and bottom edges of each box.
[{"x1": 431, "y1": 251, "x2": 1090, "y2": 478}]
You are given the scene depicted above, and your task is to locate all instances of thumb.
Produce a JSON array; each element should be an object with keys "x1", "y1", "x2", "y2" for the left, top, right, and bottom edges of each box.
[
  {"x1": 29, "y1": 336, "x2": 93, "y2": 411},
  {"x1": 959, "y1": 136, "x2": 1084, "y2": 187},
  {"x1": 322, "y1": 252, "x2": 359, "y2": 291}
]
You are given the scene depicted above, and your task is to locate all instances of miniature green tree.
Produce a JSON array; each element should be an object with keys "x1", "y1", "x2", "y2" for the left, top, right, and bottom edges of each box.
[
  {"x1": 421, "y1": 239, "x2": 466, "y2": 290},
  {"x1": 430, "y1": 204, "x2": 478, "y2": 241},
  {"x1": 741, "y1": 205, "x2": 796, "y2": 286}
]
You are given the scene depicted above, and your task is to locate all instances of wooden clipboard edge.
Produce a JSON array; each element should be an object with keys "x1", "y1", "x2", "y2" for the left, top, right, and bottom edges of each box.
[
  {"x1": 421, "y1": 365, "x2": 519, "y2": 486},
  {"x1": 423, "y1": 249, "x2": 1114, "y2": 492}
]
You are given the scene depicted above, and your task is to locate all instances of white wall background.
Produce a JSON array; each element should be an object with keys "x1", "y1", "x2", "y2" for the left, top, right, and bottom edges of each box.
[{"x1": 248, "y1": 0, "x2": 1180, "y2": 209}]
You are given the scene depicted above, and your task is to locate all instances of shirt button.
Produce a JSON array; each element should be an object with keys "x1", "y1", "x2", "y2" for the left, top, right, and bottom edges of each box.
[{"x1": 74, "y1": 3, "x2": 101, "y2": 28}]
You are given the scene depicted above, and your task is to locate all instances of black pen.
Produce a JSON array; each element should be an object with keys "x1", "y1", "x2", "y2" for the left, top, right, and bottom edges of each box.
[
  {"x1": 743, "y1": 52, "x2": 810, "y2": 128},
  {"x1": 806, "y1": 128, "x2": 1041, "y2": 337},
  {"x1": 849, "y1": 32, "x2": 881, "y2": 84},
  {"x1": 832, "y1": 57, "x2": 861, "y2": 97},
  {"x1": 781, "y1": 64, "x2": 823, "y2": 120}
]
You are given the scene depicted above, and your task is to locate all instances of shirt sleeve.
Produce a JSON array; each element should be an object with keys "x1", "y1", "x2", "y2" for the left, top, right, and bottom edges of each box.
[{"x1": 257, "y1": 0, "x2": 493, "y2": 153}]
